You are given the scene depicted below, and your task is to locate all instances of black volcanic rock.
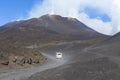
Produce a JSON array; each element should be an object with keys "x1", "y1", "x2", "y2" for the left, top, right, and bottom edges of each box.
[
  {"x1": 24, "y1": 32, "x2": 120, "y2": 80},
  {"x1": 28, "y1": 57, "x2": 120, "y2": 80},
  {"x1": 86, "y1": 32, "x2": 120, "y2": 56}
]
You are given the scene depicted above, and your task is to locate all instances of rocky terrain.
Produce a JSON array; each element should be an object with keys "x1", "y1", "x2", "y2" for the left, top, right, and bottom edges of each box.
[
  {"x1": 0, "y1": 14, "x2": 113, "y2": 80},
  {"x1": 0, "y1": 51, "x2": 47, "y2": 69},
  {"x1": 25, "y1": 32, "x2": 120, "y2": 80},
  {"x1": 0, "y1": 14, "x2": 107, "y2": 69}
]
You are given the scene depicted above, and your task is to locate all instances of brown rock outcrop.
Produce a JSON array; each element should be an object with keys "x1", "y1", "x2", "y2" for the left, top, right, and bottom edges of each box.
[{"x1": 0, "y1": 53, "x2": 47, "y2": 69}]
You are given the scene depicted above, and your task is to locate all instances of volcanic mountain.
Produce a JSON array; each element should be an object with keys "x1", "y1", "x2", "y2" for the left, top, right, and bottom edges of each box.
[
  {"x1": 0, "y1": 14, "x2": 107, "y2": 41},
  {"x1": 0, "y1": 14, "x2": 108, "y2": 69}
]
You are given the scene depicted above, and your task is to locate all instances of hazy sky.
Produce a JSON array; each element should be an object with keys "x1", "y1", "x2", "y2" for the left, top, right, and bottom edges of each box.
[{"x1": 0, "y1": 0, "x2": 120, "y2": 35}]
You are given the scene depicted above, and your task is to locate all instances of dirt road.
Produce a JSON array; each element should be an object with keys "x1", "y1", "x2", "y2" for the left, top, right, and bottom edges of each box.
[{"x1": 0, "y1": 52, "x2": 68, "y2": 80}]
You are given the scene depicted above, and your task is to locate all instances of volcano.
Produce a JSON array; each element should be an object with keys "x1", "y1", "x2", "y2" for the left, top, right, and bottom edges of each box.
[
  {"x1": 0, "y1": 14, "x2": 107, "y2": 41},
  {"x1": 0, "y1": 14, "x2": 111, "y2": 80}
]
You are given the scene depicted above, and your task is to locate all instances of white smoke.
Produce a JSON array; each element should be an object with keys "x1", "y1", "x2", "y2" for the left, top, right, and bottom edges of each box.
[{"x1": 28, "y1": 0, "x2": 120, "y2": 35}]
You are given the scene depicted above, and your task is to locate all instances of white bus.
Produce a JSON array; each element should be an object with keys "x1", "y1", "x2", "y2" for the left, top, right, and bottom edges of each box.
[{"x1": 56, "y1": 52, "x2": 62, "y2": 59}]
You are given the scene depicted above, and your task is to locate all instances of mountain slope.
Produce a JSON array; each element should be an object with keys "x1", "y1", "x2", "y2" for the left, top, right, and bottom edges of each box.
[
  {"x1": 0, "y1": 14, "x2": 108, "y2": 69},
  {"x1": 24, "y1": 33, "x2": 120, "y2": 80},
  {"x1": 0, "y1": 14, "x2": 107, "y2": 41},
  {"x1": 87, "y1": 32, "x2": 120, "y2": 56}
]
